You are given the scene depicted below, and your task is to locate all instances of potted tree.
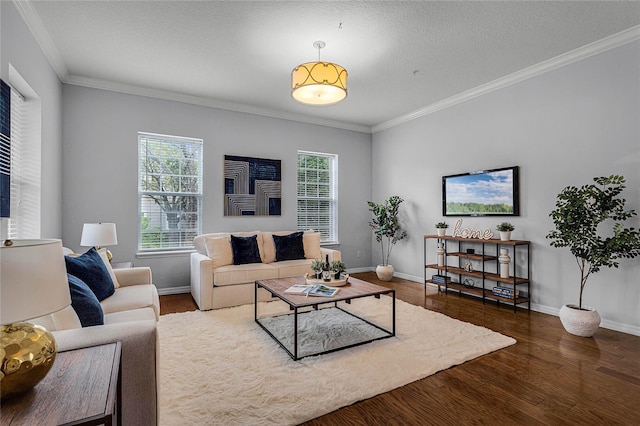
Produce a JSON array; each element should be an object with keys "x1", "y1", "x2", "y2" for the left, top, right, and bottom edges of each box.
[
  {"x1": 496, "y1": 222, "x2": 514, "y2": 241},
  {"x1": 547, "y1": 175, "x2": 640, "y2": 337},
  {"x1": 435, "y1": 221, "x2": 448, "y2": 237},
  {"x1": 367, "y1": 196, "x2": 408, "y2": 281}
]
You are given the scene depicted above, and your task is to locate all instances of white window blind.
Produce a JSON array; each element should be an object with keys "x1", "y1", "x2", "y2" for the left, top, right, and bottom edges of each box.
[
  {"x1": 8, "y1": 87, "x2": 24, "y2": 238},
  {"x1": 138, "y1": 132, "x2": 203, "y2": 251},
  {"x1": 297, "y1": 151, "x2": 338, "y2": 244}
]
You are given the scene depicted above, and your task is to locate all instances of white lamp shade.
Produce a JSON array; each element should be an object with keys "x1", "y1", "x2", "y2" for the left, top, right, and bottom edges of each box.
[
  {"x1": 80, "y1": 223, "x2": 118, "y2": 247},
  {"x1": 0, "y1": 239, "x2": 71, "y2": 324}
]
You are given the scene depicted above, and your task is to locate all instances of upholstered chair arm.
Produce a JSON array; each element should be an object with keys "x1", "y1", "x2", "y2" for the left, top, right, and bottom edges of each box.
[
  {"x1": 191, "y1": 252, "x2": 214, "y2": 310},
  {"x1": 52, "y1": 320, "x2": 158, "y2": 426},
  {"x1": 114, "y1": 267, "x2": 153, "y2": 287}
]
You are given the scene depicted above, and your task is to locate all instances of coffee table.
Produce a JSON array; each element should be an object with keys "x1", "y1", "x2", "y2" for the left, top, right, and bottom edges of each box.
[{"x1": 255, "y1": 276, "x2": 395, "y2": 360}]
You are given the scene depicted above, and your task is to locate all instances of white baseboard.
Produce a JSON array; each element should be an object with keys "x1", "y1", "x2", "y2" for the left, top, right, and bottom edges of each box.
[
  {"x1": 154, "y1": 271, "x2": 640, "y2": 336},
  {"x1": 157, "y1": 285, "x2": 190, "y2": 296}
]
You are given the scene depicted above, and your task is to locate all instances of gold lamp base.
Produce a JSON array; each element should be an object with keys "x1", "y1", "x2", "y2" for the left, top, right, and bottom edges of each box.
[{"x1": 0, "y1": 322, "x2": 58, "y2": 400}]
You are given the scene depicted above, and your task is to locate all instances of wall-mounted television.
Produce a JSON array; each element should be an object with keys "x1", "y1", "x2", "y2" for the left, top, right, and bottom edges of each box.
[{"x1": 442, "y1": 166, "x2": 520, "y2": 216}]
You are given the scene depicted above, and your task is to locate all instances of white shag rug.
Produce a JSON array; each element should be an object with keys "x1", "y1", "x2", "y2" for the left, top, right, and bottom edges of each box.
[{"x1": 158, "y1": 297, "x2": 515, "y2": 425}]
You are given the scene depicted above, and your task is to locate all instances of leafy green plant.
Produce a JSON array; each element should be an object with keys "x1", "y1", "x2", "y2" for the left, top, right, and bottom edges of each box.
[
  {"x1": 367, "y1": 196, "x2": 408, "y2": 266},
  {"x1": 496, "y1": 222, "x2": 515, "y2": 232},
  {"x1": 546, "y1": 175, "x2": 640, "y2": 309},
  {"x1": 435, "y1": 222, "x2": 449, "y2": 229},
  {"x1": 310, "y1": 259, "x2": 324, "y2": 273},
  {"x1": 330, "y1": 260, "x2": 346, "y2": 273}
]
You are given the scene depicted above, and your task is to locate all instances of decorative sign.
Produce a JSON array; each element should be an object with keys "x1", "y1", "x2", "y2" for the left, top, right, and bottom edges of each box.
[{"x1": 451, "y1": 219, "x2": 494, "y2": 240}]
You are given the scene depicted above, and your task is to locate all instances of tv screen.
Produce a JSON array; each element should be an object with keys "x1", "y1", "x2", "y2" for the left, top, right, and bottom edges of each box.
[{"x1": 442, "y1": 166, "x2": 520, "y2": 216}]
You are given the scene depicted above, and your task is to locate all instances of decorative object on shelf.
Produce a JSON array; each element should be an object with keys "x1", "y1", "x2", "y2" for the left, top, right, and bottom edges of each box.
[
  {"x1": 368, "y1": 195, "x2": 407, "y2": 281},
  {"x1": 435, "y1": 221, "x2": 448, "y2": 237},
  {"x1": 496, "y1": 222, "x2": 515, "y2": 241},
  {"x1": 81, "y1": 222, "x2": 118, "y2": 261},
  {"x1": 310, "y1": 258, "x2": 324, "y2": 279},
  {"x1": 499, "y1": 248, "x2": 511, "y2": 278},
  {"x1": 1, "y1": 239, "x2": 71, "y2": 400},
  {"x1": 436, "y1": 243, "x2": 445, "y2": 267},
  {"x1": 466, "y1": 248, "x2": 475, "y2": 254},
  {"x1": 291, "y1": 41, "x2": 348, "y2": 106},
  {"x1": 547, "y1": 175, "x2": 640, "y2": 337},
  {"x1": 463, "y1": 278, "x2": 475, "y2": 289},
  {"x1": 224, "y1": 155, "x2": 281, "y2": 216},
  {"x1": 452, "y1": 219, "x2": 493, "y2": 239},
  {"x1": 492, "y1": 286, "x2": 519, "y2": 299},
  {"x1": 330, "y1": 260, "x2": 346, "y2": 279},
  {"x1": 463, "y1": 260, "x2": 473, "y2": 272}
]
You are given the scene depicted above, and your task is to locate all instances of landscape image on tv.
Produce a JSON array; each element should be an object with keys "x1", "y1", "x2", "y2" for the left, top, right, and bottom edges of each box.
[{"x1": 444, "y1": 167, "x2": 518, "y2": 216}]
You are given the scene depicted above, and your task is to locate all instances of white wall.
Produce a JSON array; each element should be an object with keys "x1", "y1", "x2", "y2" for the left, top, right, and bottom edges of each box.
[
  {"x1": 61, "y1": 85, "x2": 373, "y2": 290},
  {"x1": 1, "y1": 1, "x2": 63, "y2": 238},
  {"x1": 372, "y1": 41, "x2": 640, "y2": 334}
]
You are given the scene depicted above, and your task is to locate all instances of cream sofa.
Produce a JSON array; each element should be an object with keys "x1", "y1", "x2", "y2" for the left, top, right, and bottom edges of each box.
[
  {"x1": 31, "y1": 249, "x2": 160, "y2": 426},
  {"x1": 190, "y1": 230, "x2": 341, "y2": 310}
]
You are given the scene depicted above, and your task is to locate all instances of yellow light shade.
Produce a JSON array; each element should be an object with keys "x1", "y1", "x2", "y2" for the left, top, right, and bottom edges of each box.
[{"x1": 291, "y1": 61, "x2": 348, "y2": 106}]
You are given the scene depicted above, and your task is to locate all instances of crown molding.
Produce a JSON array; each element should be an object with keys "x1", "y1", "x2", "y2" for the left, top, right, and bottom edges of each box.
[
  {"x1": 372, "y1": 25, "x2": 640, "y2": 133},
  {"x1": 12, "y1": 0, "x2": 68, "y2": 81},
  {"x1": 64, "y1": 75, "x2": 372, "y2": 134}
]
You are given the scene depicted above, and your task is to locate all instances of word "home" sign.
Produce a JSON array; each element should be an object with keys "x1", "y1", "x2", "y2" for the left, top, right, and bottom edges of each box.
[{"x1": 452, "y1": 219, "x2": 494, "y2": 239}]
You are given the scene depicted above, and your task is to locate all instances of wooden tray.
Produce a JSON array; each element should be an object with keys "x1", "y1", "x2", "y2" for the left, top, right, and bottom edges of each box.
[{"x1": 304, "y1": 273, "x2": 350, "y2": 287}]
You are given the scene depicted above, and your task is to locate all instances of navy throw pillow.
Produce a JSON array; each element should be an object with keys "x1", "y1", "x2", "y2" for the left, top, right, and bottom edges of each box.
[
  {"x1": 65, "y1": 247, "x2": 115, "y2": 301},
  {"x1": 273, "y1": 232, "x2": 305, "y2": 262},
  {"x1": 68, "y1": 274, "x2": 104, "y2": 327},
  {"x1": 230, "y1": 235, "x2": 262, "y2": 265}
]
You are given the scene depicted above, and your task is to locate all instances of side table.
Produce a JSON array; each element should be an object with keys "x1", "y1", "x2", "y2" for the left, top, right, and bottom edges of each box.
[{"x1": 1, "y1": 342, "x2": 122, "y2": 426}]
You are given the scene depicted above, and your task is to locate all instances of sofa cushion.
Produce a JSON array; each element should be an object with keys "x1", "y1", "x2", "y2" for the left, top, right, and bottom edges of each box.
[
  {"x1": 104, "y1": 307, "x2": 158, "y2": 324},
  {"x1": 303, "y1": 232, "x2": 322, "y2": 259},
  {"x1": 68, "y1": 274, "x2": 105, "y2": 327},
  {"x1": 100, "y1": 284, "x2": 160, "y2": 320},
  {"x1": 262, "y1": 231, "x2": 295, "y2": 263},
  {"x1": 65, "y1": 247, "x2": 115, "y2": 301},
  {"x1": 205, "y1": 236, "x2": 234, "y2": 268},
  {"x1": 275, "y1": 259, "x2": 315, "y2": 278},
  {"x1": 97, "y1": 248, "x2": 121, "y2": 288},
  {"x1": 273, "y1": 231, "x2": 305, "y2": 261},
  {"x1": 213, "y1": 263, "x2": 279, "y2": 286},
  {"x1": 231, "y1": 234, "x2": 262, "y2": 265}
]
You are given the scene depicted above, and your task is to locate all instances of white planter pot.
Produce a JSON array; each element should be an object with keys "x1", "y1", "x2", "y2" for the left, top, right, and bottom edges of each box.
[
  {"x1": 376, "y1": 264, "x2": 394, "y2": 281},
  {"x1": 436, "y1": 228, "x2": 446, "y2": 237},
  {"x1": 499, "y1": 231, "x2": 511, "y2": 241},
  {"x1": 559, "y1": 304, "x2": 601, "y2": 337}
]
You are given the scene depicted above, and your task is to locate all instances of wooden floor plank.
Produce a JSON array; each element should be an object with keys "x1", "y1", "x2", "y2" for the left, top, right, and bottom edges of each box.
[{"x1": 159, "y1": 272, "x2": 640, "y2": 425}]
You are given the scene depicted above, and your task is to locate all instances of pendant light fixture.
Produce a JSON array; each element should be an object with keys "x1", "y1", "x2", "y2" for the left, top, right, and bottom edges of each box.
[{"x1": 291, "y1": 41, "x2": 348, "y2": 106}]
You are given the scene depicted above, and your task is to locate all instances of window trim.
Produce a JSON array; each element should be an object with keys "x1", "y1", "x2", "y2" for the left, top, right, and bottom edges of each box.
[
  {"x1": 137, "y1": 131, "x2": 203, "y2": 253},
  {"x1": 297, "y1": 150, "x2": 338, "y2": 245}
]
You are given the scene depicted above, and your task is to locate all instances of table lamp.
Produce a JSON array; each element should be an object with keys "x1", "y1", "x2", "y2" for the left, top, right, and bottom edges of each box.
[
  {"x1": 80, "y1": 222, "x2": 118, "y2": 261},
  {"x1": 0, "y1": 239, "x2": 71, "y2": 399}
]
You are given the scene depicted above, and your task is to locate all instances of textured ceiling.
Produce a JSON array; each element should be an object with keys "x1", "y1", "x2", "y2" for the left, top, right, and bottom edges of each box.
[{"x1": 24, "y1": 1, "x2": 640, "y2": 132}]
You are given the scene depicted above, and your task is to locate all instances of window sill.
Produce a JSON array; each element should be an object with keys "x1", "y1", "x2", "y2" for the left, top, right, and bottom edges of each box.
[{"x1": 136, "y1": 249, "x2": 195, "y2": 259}]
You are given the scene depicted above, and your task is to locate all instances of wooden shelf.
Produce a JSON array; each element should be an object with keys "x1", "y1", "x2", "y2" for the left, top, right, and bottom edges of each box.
[{"x1": 424, "y1": 235, "x2": 531, "y2": 312}]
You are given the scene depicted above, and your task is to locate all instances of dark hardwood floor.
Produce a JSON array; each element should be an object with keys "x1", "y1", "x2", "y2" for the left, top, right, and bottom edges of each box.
[{"x1": 159, "y1": 272, "x2": 640, "y2": 425}]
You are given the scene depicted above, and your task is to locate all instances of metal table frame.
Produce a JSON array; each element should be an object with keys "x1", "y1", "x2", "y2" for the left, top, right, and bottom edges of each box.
[{"x1": 255, "y1": 280, "x2": 396, "y2": 360}]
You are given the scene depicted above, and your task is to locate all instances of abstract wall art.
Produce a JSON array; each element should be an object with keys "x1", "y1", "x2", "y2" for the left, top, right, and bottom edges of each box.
[{"x1": 224, "y1": 155, "x2": 281, "y2": 216}]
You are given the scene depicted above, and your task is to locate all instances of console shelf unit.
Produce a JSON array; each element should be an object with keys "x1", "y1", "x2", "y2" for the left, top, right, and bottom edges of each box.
[{"x1": 424, "y1": 235, "x2": 531, "y2": 312}]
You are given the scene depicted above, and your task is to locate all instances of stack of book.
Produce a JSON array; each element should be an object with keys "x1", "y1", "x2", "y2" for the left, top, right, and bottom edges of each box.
[
  {"x1": 492, "y1": 286, "x2": 520, "y2": 299},
  {"x1": 431, "y1": 275, "x2": 452, "y2": 285}
]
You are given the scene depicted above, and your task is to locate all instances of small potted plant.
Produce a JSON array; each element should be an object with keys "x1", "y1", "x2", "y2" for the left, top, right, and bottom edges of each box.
[
  {"x1": 547, "y1": 175, "x2": 640, "y2": 337},
  {"x1": 435, "y1": 221, "x2": 449, "y2": 237},
  {"x1": 311, "y1": 259, "x2": 324, "y2": 279},
  {"x1": 330, "y1": 260, "x2": 346, "y2": 279},
  {"x1": 496, "y1": 222, "x2": 515, "y2": 241}
]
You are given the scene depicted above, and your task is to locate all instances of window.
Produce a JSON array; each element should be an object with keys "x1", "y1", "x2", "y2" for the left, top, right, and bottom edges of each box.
[
  {"x1": 297, "y1": 151, "x2": 338, "y2": 244},
  {"x1": 138, "y1": 132, "x2": 203, "y2": 251},
  {"x1": 3, "y1": 72, "x2": 41, "y2": 239}
]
